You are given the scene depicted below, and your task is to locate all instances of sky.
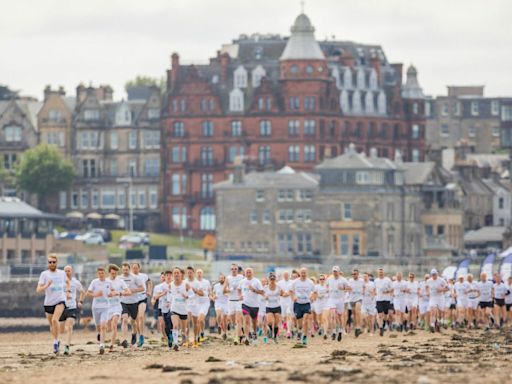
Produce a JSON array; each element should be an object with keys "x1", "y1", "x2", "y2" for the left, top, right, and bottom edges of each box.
[{"x1": 1, "y1": 0, "x2": 511, "y2": 100}]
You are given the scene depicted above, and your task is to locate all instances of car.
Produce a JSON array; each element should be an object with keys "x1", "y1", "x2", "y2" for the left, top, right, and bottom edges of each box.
[
  {"x1": 79, "y1": 232, "x2": 104, "y2": 245},
  {"x1": 119, "y1": 232, "x2": 150, "y2": 246},
  {"x1": 57, "y1": 232, "x2": 79, "y2": 240},
  {"x1": 90, "y1": 228, "x2": 112, "y2": 242}
]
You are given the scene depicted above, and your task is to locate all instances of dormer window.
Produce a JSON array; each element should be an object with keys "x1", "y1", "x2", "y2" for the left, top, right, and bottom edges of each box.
[
  {"x1": 365, "y1": 92, "x2": 374, "y2": 114},
  {"x1": 115, "y1": 104, "x2": 131, "y2": 126},
  {"x1": 491, "y1": 100, "x2": 500, "y2": 116},
  {"x1": 471, "y1": 101, "x2": 479, "y2": 116},
  {"x1": 229, "y1": 89, "x2": 244, "y2": 112},
  {"x1": 148, "y1": 108, "x2": 160, "y2": 120},
  {"x1": 234, "y1": 65, "x2": 248, "y2": 88},
  {"x1": 4, "y1": 126, "x2": 22, "y2": 142},
  {"x1": 377, "y1": 91, "x2": 386, "y2": 114},
  {"x1": 356, "y1": 68, "x2": 365, "y2": 89},
  {"x1": 343, "y1": 68, "x2": 353, "y2": 89},
  {"x1": 84, "y1": 109, "x2": 100, "y2": 121},
  {"x1": 352, "y1": 91, "x2": 362, "y2": 114},
  {"x1": 48, "y1": 109, "x2": 62, "y2": 122},
  {"x1": 369, "y1": 69, "x2": 378, "y2": 90},
  {"x1": 251, "y1": 65, "x2": 266, "y2": 87}
]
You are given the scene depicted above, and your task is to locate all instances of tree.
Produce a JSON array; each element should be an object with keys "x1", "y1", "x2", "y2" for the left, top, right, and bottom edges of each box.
[
  {"x1": 16, "y1": 145, "x2": 75, "y2": 209},
  {"x1": 124, "y1": 75, "x2": 165, "y2": 93}
]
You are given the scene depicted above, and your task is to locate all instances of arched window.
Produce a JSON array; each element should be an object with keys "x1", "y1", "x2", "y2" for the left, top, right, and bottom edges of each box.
[
  {"x1": 115, "y1": 102, "x2": 131, "y2": 126},
  {"x1": 331, "y1": 66, "x2": 341, "y2": 89},
  {"x1": 356, "y1": 67, "x2": 365, "y2": 89},
  {"x1": 234, "y1": 65, "x2": 248, "y2": 88},
  {"x1": 340, "y1": 90, "x2": 350, "y2": 113},
  {"x1": 343, "y1": 68, "x2": 352, "y2": 89},
  {"x1": 251, "y1": 65, "x2": 266, "y2": 87},
  {"x1": 352, "y1": 90, "x2": 362, "y2": 114},
  {"x1": 369, "y1": 69, "x2": 378, "y2": 90},
  {"x1": 229, "y1": 88, "x2": 244, "y2": 112},
  {"x1": 200, "y1": 207, "x2": 216, "y2": 231},
  {"x1": 365, "y1": 91, "x2": 375, "y2": 114},
  {"x1": 378, "y1": 91, "x2": 387, "y2": 114}
]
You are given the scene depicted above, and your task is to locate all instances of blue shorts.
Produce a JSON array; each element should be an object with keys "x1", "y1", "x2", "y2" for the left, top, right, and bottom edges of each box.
[{"x1": 293, "y1": 302, "x2": 311, "y2": 320}]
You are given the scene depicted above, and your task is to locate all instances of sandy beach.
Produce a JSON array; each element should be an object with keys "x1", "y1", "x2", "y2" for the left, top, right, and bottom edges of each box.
[{"x1": 0, "y1": 326, "x2": 511, "y2": 384}]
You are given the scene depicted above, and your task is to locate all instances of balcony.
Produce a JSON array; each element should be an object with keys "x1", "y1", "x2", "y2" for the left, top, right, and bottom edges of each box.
[{"x1": 185, "y1": 159, "x2": 224, "y2": 171}]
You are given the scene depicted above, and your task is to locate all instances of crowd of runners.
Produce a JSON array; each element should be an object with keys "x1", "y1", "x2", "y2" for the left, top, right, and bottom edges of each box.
[{"x1": 37, "y1": 254, "x2": 512, "y2": 355}]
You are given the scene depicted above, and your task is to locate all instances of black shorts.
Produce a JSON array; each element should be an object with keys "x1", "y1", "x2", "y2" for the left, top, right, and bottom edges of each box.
[
  {"x1": 266, "y1": 307, "x2": 282, "y2": 314},
  {"x1": 44, "y1": 301, "x2": 65, "y2": 315},
  {"x1": 138, "y1": 298, "x2": 148, "y2": 305},
  {"x1": 59, "y1": 308, "x2": 78, "y2": 321},
  {"x1": 172, "y1": 312, "x2": 188, "y2": 321},
  {"x1": 376, "y1": 301, "x2": 391, "y2": 315},
  {"x1": 122, "y1": 302, "x2": 139, "y2": 320},
  {"x1": 479, "y1": 301, "x2": 493, "y2": 309},
  {"x1": 494, "y1": 298, "x2": 505, "y2": 307},
  {"x1": 506, "y1": 303, "x2": 512, "y2": 311},
  {"x1": 242, "y1": 304, "x2": 259, "y2": 320},
  {"x1": 449, "y1": 304, "x2": 456, "y2": 310},
  {"x1": 293, "y1": 303, "x2": 311, "y2": 320}
]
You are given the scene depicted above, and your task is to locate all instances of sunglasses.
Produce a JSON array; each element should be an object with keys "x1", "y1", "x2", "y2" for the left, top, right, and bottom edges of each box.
[
  {"x1": 319, "y1": 278, "x2": 325, "y2": 281},
  {"x1": 48, "y1": 260, "x2": 57, "y2": 264}
]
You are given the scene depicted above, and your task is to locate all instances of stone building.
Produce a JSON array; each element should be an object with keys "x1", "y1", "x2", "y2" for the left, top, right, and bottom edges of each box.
[
  {"x1": 162, "y1": 12, "x2": 426, "y2": 234},
  {"x1": 57, "y1": 85, "x2": 162, "y2": 230},
  {"x1": 426, "y1": 86, "x2": 503, "y2": 153}
]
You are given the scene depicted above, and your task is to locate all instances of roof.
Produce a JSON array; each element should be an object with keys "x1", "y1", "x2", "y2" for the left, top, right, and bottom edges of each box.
[
  {"x1": 466, "y1": 154, "x2": 507, "y2": 172},
  {"x1": 402, "y1": 162, "x2": 435, "y2": 185},
  {"x1": 402, "y1": 64, "x2": 425, "y2": 99},
  {"x1": 464, "y1": 226, "x2": 506, "y2": 244},
  {"x1": 315, "y1": 145, "x2": 401, "y2": 171},
  {"x1": 0, "y1": 197, "x2": 61, "y2": 219},
  {"x1": 280, "y1": 13, "x2": 325, "y2": 61},
  {"x1": 214, "y1": 171, "x2": 319, "y2": 190}
]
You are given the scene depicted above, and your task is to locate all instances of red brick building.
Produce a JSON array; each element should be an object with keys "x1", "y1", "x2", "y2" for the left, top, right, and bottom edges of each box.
[{"x1": 162, "y1": 13, "x2": 426, "y2": 234}]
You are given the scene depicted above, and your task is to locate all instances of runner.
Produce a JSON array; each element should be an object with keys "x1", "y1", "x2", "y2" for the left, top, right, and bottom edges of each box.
[
  {"x1": 224, "y1": 263, "x2": 244, "y2": 343},
  {"x1": 185, "y1": 266, "x2": 200, "y2": 347},
  {"x1": 106, "y1": 264, "x2": 130, "y2": 351},
  {"x1": 348, "y1": 269, "x2": 364, "y2": 337},
  {"x1": 392, "y1": 272, "x2": 408, "y2": 331},
  {"x1": 505, "y1": 275, "x2": 512, "y2": 325},
  {"x1": 87, "y1": 266, "x2": 112, "y2": 355},
  {"x1": 59, "y1": 265, "x2": 84, "y2": 355},
  {"x1": 153, "y1": 270, "x2": 173, "y2": 347},
  {"x1": 426, "y1": 269, "x2": 448, "y2": 332},
  {"x1": 263, "y1": 272, "x2": 282, "y2": 343},
  {"x1": 258, "y1": 277, "x2": 268, "y2": 340},
  {"x1": 151, "y1": 272, "x2": 166, "y2": 339},
  {"x1": 361, "y1": 272, "x2": 377, "y2": 334},
  {"x1": 466, "y1": 274, "x2": 480, "y2": 328},
  {"x1": 36, "y1": 254, "x2": 70, "y2": 354},
  {"x1": 195, "y1": 269, "x2": 211, "y2": 344},
  {"x1": 374, "y1": 268, "x2": 393, "y2": 336},
  {"x1": 212, "y1": 273, "x2": 228, "y2": 340},
  {"x1": 453, "y1": 275, "x2": 469, "y2": 328},
  {"x1": 493, "y1": 274, "x2": 508, "y2": 328},
  {"x1": 477, "y1": 272, "x2": 494, "y2": 330},
  {"x1": 313, "y1": 273, "x2": 329, "y2": 339},
  {"x1": 119, "y1": 262, "x2": 145, "y2": 348},
  {"x1": 277, "y1": 271, "x2": 294, "y2": 338},
  {"x1": 239, "y1": 267, "x2": 264, "y2": 344},
  {"x1": 290, "y1": 267, "x2": 316, "y2": 345},
  {"x1": 131, "y1": 263, "x2": 152, "y2": 347},
  {"x1": 405, "y1": 272, "x2": 419, "y2": 330},
  {"x1": 169, "y1": 267, "x2": 190, "y2": 351},
  {"x1": 326, "y1": 266, "x2": 349, "y2": 341},
  {"x1": 418, "y1": 274, "x2": 430, "y2": 330},
  {"x1": 444, "y1": 278, "x2": 456, "y2": 328}
]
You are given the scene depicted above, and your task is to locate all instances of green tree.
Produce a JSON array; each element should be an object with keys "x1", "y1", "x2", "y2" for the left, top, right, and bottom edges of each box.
[
  {"x1": 124, "y1": 75, "x2": 165, "y2": 93},
  {"x1": 16, "y1": 144, "x2": 75, "y2": 209}
]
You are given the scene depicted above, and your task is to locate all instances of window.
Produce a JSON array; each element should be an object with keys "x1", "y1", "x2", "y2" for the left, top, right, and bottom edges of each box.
[
  {"x1": 200, "y1": 207, "x2": 215, "y2": 230},
  {"x1": 304, "y1": 209, "x2": 312, "y2": 222},
  {"x1": 228, "y1": 146, "x2": 245, "y2": 163},
  {"x1": 356, "y1": 68, "x2": 365, "y2": 89},
  {"x1": 425, "y1": 225, "x2": 433, "y2": 237},
  {"x1": 352, "y1": 234, "x2": 360, "y2": 256},
  {"x1": 304, "y1": 120, "x2": 316, "y2": 135},
  {"x1": 297, "y1": 233, "x2": 312, "y2": 254},
  {"x1": 278, "y1": 210, "x2": 286, "y2": 223},
  {"x1": 412, "y1": 124, "x2": 420, "y2": 139},
  {"x1": 202, "y1": 121, "x2": 214, "y2": 137},
  {"x1": 499, "y1": 197, "x2": 504, "y2": 209},
  {"x1": 143, "y1": 131, "x2": 160, "y2": 148},
  {"x1": 149, "y1": 187, "x2": 158, "y2": 209},
  {"x1": 471, "y1": 101, "x2": 479, "y2": 116},
  {"x1": 343, "y1": 203, "x2": 352, "y2": 220},
  {"x1": 304, "y1": 145, "x2": 316, "y2": 162},
  {"x1": 84, "y1": 109, "x2": 99, "y2": 121},
  {"x1": 172, "y1": 206, "x2": 188, "y2": 229},
  {"x1": 252, "y1": 65, "x2": 266, "y2": 87},
  {"x1": 441, "y1": 124, "x2": 449, "y2": 136},
  {"x1": 79, "y1": 131, "x2": 100, "y2": 149},
  {"x1": 200, "y1": 146, "x2": 214, "y2": 165},
  {"x1": 425, "y1": 101, "x2": 431, "y2": 116},
  {"x1": 80, "y1": 190, "x2": 88, "y2": 209},
  {"x1": 59, "y1": 191, "x2": 67, "y2": 209},
  {"x1": 491, "y1": 100, "x2": 500, "y2": 116},
  {"x1": 144, "y1": 158, "x2": 160, "y2": 177},
  {"x1": 117, "y1": 188, "x2": 125, "y2": 208},
  {"x1": 289, "y1": 97, "x2": 300, "y2": 110},
  {"x1": 468, "y1": 126, "x2": 476, "y2": 138},
  {"x1": 171, "y1": 146, "x2": 187, "y2": 163},
  {"x1": 258, "y1": 146, "x2": 271, "y2": 165},
  {"x1": 340, "y1": 235, "x2": 349, "y2": 256},
  {"x1": 306, "y1": 65, "x2": 314, "y2": 74},
  {"x1": 101, "y1": 189, "x2": 116, "y2": 208},
  {"x1": 91, "y1": 190, "x2": 99, "y2": 209},
  {"x1": 82, "y1": 159, "x2": 97, "y2": 178},
  {"x1": 492, "y1": 126, "x2": 500, "y2": 137},
  {"x1": 455, "y1": 102, "x2": 461, "y2": 116},
  {"x1": 287, "y1": 189, "x2": 294, "y2": 201},
  {"x1": 180, "y1": 99, "x2": 187, "y2": 112},
  {"x1": 290, "y1": 64, "x2": 298, "y2": 74},
  {"x1": 299, "y1": 189, "x2": 313, "y2": 201},
  {"x1": 48, "y1": 109, "x2": 62, "y2": 122},
  {"x1": 412, "y1": 102, "x2": 418, "y2": 114},
  {"x1": 250, "y1": 210, "x2": 258, "y2": 224},
  {"x1": 110, "y1": 132, "x2": 118, "y2": 149},
  {"x1": 171, "y1": 173, "x2": 187, "y2": 195},
  {"x1": 231, "y1": 121, "x2": 242, "y2": 136},
  {"x1": 3, "y1": 153, "x2": 16, "y2": 170},
  {"x1": 138, "y1": 189, "x2": 146, "y2": 208},
  {"x1": 229, "y1": 89, "x2": 244, "y2": 111},
  {"x1": 47, "y1": 132, "x2": 64, "y2": 147},
  {"x1": 288, "y1": 120, "x2": 299, "y2": 136},
  {"x1": 71, "y1": 191, "x2": 78, "y2": 209},
  {"x1": 288, "y1": 145, "x2": 300, "y2": 162},
  {"x1": 173, "y1": 121, "x2": 185, "y2": 137},
  {"x1": 259, "y1": 120, "x2": 271, "y2": 136},
  {"x1": 263, "y1": 210, "x2": 271, "y2": 224},
  {"x1": 503, "y1": 106, "x2": 512, "y2": 121},
  {"x1": 441, "y1": 103, "x2": 449, "y2": 116},
  {"x1": 148, "y1": 108, "x2": 160, "y2": 120},
  {"x1": 304, "y1": 96, "x2": 316, "y2": 110},
  {"x1": 356, "y1": 171, "x2": 370, "y2": 184},
  {"x1": 286, "y1": 209, "x2": 294, "y2": 223},
  {"x1": 110, "y1": 159, "x2": 118, "y2": 176},
  {"x1": 128, "y1": 158, "x2": 137, "y2": 177},
  {"x1": 128, "y1": 131, "x2": 137, "y2": 149},
  {"x1": 412, "y1": 149, "x2": 420, "y2": 162},
  {"x1": 234, "y1": 65, "x2": 248, "y2": 88},
  {"x1": 256, "y1": 190, "x2": 265, "y2": 202},
  {"x1": 201, "y1": 173, "x2": 213, "y2": 198}
]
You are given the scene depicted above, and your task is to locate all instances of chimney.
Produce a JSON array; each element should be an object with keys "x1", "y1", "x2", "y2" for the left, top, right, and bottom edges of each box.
[
  {"x1": 340, "y1": 51, "x2": 355, "y2": 69},
  {"x1": 171, "y1": 52, "x2": 180, "y2": 86},
  {"x1": 44, "y1": 85, "x2": 52, "y2": 101},
  {"x1": 76, "y1": 83, "x2": 87, "y2": 103},
  {"x1": 220, "y1": 52, "x2": 230, "y2": 84},
  {"x1": 58, "y1": 86, "x2": 66, "y2": 96},
  {"x1": 391, "y1": 63, "x2": 403, "y2": 85},
  {"x1": 233, "y1": 156, "x2": 245, "y2": 184}
]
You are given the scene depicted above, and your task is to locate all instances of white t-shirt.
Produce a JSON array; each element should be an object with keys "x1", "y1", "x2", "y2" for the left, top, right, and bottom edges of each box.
[
  {"x1": 120, "y1": 274, "x2": 143, "y2": 304},
  {"x1": 466, "y1": 282, "x2": 479, "y2": 300},
  {"x1": 88, "y1": 278, "x2": 112, "y2": 309},
  {"x1": 159, "y1": 282, "x2": 171, "y2": 313},
  {"x1": 196, "y1": 279, "x2": 211, "y2": 304},
  {"x1": 326, "y1": 276, "x2": 349, "y2": 301},
  {"x1": 264, "y1": 285, "x2": 281, "y2": 308},
  {"x1": 477, "y1": 280, "x2": 494, "y2": 302},
  {"x1": 392, "y1": 280, "x2": 408, "y2": 300},
  {"x1": 107, "y1": 277, "x2": 128, "y2": 308},
  {"x1": 374, "y1": 277, "x2": 393, "y2": 301},
  {"x1": 38, "y1": 269, "x2": 67, "y2": 306},
  {"x1": 66, "y1": 277, "x2": 83, "y2": 309},
  {"x1": 494, "y1": 282, "x2": 508, "y2": 299},
  {"x1": 277, "y1": 279, "x2": 293, "y2": 304},
  {"x1": 505, "y1": 282, "x2": 512, "y2": 304},
  {"x1": 363, "y1": 281, "x2": 376, "y2": 306},
  {"x1": 426, "y1": 277, "x2": 447, "y2": 298},
  {"x1": 240, "y1": 277, "x2": 263, "y2": 308},
  {"x1": 213, "y1": 282, "x2": 228, "y2": 306},
  {"x1": 226, "y1": 274, "x2": 243, "y2": 300},
  {"x1": 153, "y1": 282, "x2": 168, "y2": 310},
  {"x1": 291, "y1": 278, "x2": 315, "y2": 304},
  {"x1": 454, "y1": 281, "x2": 468, "y2": 301},
  {"x1": 134, "y1": 272, "x2": 149, "y2": 302},
  {"x1": 348, "y1": 278, "x2": 364, "y2": 302},
  {"x1": 418, "y1": 281, "x2": 429, "y2": 300},
  {"x1": 170, "y1": 281, "x2": 189, "y2": 315},
  {"x1": 406, "y1": 280, "x2": 419, "y2": 301},
  {"x1": 187, "y1": 279, "x2": 199, "y2": 306},
  {"x1": 315, "y1": 284, "x2": 328, "y2": 302}
]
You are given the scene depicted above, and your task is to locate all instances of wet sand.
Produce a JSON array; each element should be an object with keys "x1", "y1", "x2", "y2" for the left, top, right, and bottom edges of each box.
[{"x1": 0, "y1": 328, "x2": 511, "y2": 384}]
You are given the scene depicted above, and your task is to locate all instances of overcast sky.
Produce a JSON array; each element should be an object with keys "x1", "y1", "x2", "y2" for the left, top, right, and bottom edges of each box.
[{"x1": 1, "y1": 0, "x2": 511, "y2": 100}]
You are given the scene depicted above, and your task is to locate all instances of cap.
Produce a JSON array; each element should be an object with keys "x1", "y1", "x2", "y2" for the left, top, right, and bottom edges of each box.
[
  {"x1": 430, "y1": 268, "x2": 438, "y2": 275},
  {"x1": 268, "y1": 272, "x2": 276, "y2": 279},
  {"x1": 332, "y1": 266, "x2": 340, "y2": 272}
]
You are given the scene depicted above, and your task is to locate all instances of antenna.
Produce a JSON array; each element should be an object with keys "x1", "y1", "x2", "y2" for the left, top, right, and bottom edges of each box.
[{"x1": 300, "y1": 0, "x2": 305, "y2": 13}]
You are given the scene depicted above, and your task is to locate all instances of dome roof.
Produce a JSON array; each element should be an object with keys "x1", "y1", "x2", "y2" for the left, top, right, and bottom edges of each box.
[
  {"x1": 291, "y1": 13, "x2": 314, "y2": 33},
  {"x1": 402, "y1": 64, "x2": 425, "y2": 99},
  {"x1": 280, "y1": 13, "x2": 325, "y2": 61}
]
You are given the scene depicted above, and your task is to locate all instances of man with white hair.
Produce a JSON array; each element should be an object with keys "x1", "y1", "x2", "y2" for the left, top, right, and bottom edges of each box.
[
  {"x1": 59, "y1": 265, "x2": 84, "y2": 355},
  {"x1": 426, "y1": 268, "x2": 448, "y2": 332},
  {"x1": 239, "y1": 267, "x2": 264, "y2": 344},
  {"x1": 326, "y1": 266, "x2": 349, "y2": 341},
  {"x1": 290, "y1": 267, "x2": 316, "y2": 345},
  {"x1": 374, "y1": 268, "x2": 393, "y2": 336},
  {"x1": 477, "y1": 272, "x2": 494, "y2": 330}
]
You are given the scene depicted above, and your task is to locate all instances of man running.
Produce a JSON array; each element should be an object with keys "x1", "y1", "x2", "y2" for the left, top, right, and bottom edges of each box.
[
  {"x1": 131, "y1": 263, "x2": 152, "y2": 347},
  {"x1": 418, "y1": 274, "x2": 430, "y2": 330},
  {"x1": 224, "y1": 264, "x2": 244, "y2": 343},
  {"x1": 392, "y1": 272, "x2": 408, "y2": 331},
  {"x1": 405, "y1": 272, "x2": 419, "y2": 330},
  {"x1": 212, "y1": 273, "x2": 229, "y2": 340},
  {"x1": 60, "y1": 265, "x2": 84, "y2": 355},
  {"x1": 106, "y1": 264, "x2": 130, "y2": 351},
  {"x1": 186, "y1": 266, "x2": 200, "y2": 347},
  {"x1": 348, "y1": 269, "x2": 364, "y2": 337},
  {"x1": 454, "y1": 275, "x2": 469, "y2": 328},
  {"x1": 119, "y1": 262, "x2": 145, "y2": 348},
  {"x1": 362, "y1": 272, "x2": 377, "y2": 334},
  {"x1": 326, "y1": 266, "x2": 349, "y2": 341},
  {"x1": 493, "y1": 275, "x2": 508, "y2": 328},
  {"x1": 426, "y1": 269, "x2": 448, "y2": 332},
  {"x1": 374, "y1": 268, "x2": 393, "y2": 336},
  {"x1": 87, "y1": 266, "x2": 112, "y2": 354},
  {"x1": 290, "y1": 267, "x2": 316, "y2": 345},
  {"x1": 466, "y1": 274, "x2": 480, "y2": 328},
  {"x1": 36, "y1": 254, "x2": 70, "y2": 354},
  {"x1": 153, "y1": 270, "x2": 173, "y2": 346},
  {"x1": 277, "y1": 271, "x2": 294, "y2": 338},
  {"x1": 170, "y1": 267, "x2": 190, "y2": 351},
  {"x1": 239, "y1": 267, "x2": 264, "y2": 344},
  {"x1": 477, "y1": 272, "x2": 494, "y2": 330},
  {"x1": 195, "y1": 269, "x2": 211, "y2": 343}
]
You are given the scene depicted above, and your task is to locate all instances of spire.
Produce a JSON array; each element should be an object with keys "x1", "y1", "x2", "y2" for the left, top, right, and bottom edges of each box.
[
  {"x1": 402, "y1": 64, "x2": 425, "y2": 99},
  {"x1": 280, "y1": 13, "x2": 325, "y2": 61}
]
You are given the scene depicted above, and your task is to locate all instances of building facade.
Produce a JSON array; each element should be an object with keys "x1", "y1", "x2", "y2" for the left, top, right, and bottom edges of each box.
[{"x1": 162, "y1": 12, "x2": 427, "y2": 234}]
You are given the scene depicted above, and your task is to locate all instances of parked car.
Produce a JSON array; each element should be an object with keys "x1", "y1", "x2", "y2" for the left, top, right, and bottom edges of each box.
[
  {"x1": 119, "y1": 232, "x2": 150, "y2": 246},
  {"x1": 77, "y1": 232, "x2": 104, "y2": 245},
  {"x1": 91, "y1": 228, "x2": 112, "y2": 242},
  {"x1": 57, "y1": 232, "x2": 79, "y2": 240}
]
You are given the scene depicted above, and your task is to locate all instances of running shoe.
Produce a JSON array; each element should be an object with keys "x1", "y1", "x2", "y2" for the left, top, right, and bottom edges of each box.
[
  {"x1": 379, "y1": 327, "x2": 384, "y2": 337},
  {"x1": 331, "y1": 333, "x2": 336, "y2": 341},
  {"x1": 302, "y1": 336, "x2": 308, "y2": 345},
  {"x1": 337, "y1": 332, "x2": 342, "y2": 342},
  {"x1": 355, "y1": 328, "x2": 361, "y2": 338},
  {"x1": 192, "y1": 341, "x2": 198, "y2": 348},
  {"x1": 131, "y1": 333, "x2": 137, "y2": 345},
  {"x1": 109, "y1": 345, "x2": 114, "y2": 353},
  {"x1": 97, "y1": 333, "x2": 100, "y2": 342},
  {"x1": 173, "y1": 344, "x2": 179, "y2": 351},
  {"x1": 63, "y1": 345, "x2": 70, "y2": 355},
  {"x1": 263, "y1": 336, "x2": 268, "y2": 344},
  {"x1": 53, "y1": 341, "x2": 59, "y2": 354},
  {"x1": 121, "y1": 340, "x2": 128, "y2": 348},
  {"x1": 244, "y1": 338, "x2": 250, "y2": 346},
  {"x1": 137, "y1": 335, "x2": 145, "y2": 347},
  {"x1": 99, "y1": 346, "x2": 105, "y2": 355},
  {"x1": 222, "y1": 333, "x2": 227, "y2": 341},
  {"x1": 323, "y1": 334, "x2": 328, "y2": 340}
]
